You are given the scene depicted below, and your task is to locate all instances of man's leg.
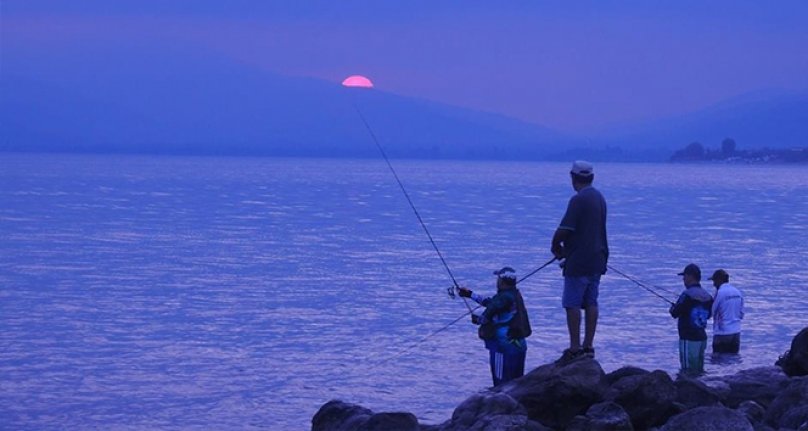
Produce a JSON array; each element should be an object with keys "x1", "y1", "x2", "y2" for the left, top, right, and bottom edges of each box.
[
  {"x1": 489, "y1": 349, "x2": 502, "y2": 386},
  {"x1": 696, "y1": 340, "x2": 706, "y2": 373},
  {"x1": 566, "y1": 307, "x2": 582, "y2": 350},
  {"x1": 682, "y1": 340, "x2": 706, "y2": 375},
  {"x1": 583, "y1": 305, "x2": 599, "y2": 349},
  {"x1": 500, "y1": 349, "x2": 527, "y2": 383},
  {"x1": 582, "y1": 275, "x2": 600, "y2": 352},
  {"x1": 562, "y1": 276, "x2": 586, "y2": 351}
]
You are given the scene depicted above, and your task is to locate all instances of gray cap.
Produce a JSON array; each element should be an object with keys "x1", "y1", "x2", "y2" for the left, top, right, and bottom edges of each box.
[{"x1": 570, "y1": 160, "x2": 594, "y2": 177}]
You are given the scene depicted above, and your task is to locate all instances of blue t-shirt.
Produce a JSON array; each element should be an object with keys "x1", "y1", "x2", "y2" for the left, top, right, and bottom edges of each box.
[{"x1": 558, "y1": 186, "x2": 609, "y2": 276}]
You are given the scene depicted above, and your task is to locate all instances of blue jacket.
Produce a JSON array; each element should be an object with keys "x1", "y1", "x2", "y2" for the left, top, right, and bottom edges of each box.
[{"x1": 669, "y1": 284, "x2": 713, "y2": 341}]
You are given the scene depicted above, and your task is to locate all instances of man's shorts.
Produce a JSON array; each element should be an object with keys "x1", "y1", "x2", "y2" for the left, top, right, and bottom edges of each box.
[
  {"x1": 562, "y1": 275, "x2": 601, "y2": 308},
  {"x1": 679, "y1": 339, "x2": 707, "y2": 373}
]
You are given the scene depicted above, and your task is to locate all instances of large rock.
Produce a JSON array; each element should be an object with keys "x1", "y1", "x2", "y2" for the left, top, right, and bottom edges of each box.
[
  {"x1": 438, "y1": 391, "x2": 548, "y2": 431},
  {"x1": 361, "y1": 412, "x2": 420, "y2": 431},
  {"x1": 498, "y1": 359, "x2": 607, "y2": 429},
  {"x1": 604, "y1": 367, "x2": 650, "y2": 386},
  {"x1": 604, "y1": 370, "x2": 679, "y2": 429},
  {"x1": 705, "y1": 366, "x2": 789, "y2": 408},
  {"x1": 735, "y1": 400, "x2": 765, "y2": 425},
  {"x1": 779, "y1": 405, "x2": 808, "y2": 430},
  {"x1": 565, "y1": 401, "x2": 634, "y2": 431},
  {"x1": 311, "y1": 400, "x2": 419, "y2": 431},
  {"x1": 674, "y1": 376, "x2": 720, "y2": 410},
  {"x1": 764, "y1": 376, "x2": 808, "y2": 428},
  {"x1": 312, "y1": 400, "x2": 373, "y2": 431},
  {"x1": 659, "y1": 406, "x2": 753, "y2": 431}
]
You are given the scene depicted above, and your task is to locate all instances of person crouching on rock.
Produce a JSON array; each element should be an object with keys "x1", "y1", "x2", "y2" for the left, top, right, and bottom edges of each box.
[
  {"x1": 669, "y1": 263, "x2": 713, "y2": 375},
  {"x1": 457, "y1": 266, "x2": 531, "y2": 386}
]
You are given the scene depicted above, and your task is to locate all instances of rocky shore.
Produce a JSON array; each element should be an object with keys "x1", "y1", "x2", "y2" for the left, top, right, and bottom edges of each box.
[{"x1": 312, "y1": 337, "x2": 808, "y2": 430}]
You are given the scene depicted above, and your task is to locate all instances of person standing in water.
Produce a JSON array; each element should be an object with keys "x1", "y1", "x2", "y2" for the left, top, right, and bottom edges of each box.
[
  {"x1": 551, "y1": 160, "x2": 608, "y2": 363},
  {"x1": 709, "y1": 269, "x2": 744, "y2": 354},
  {"x1": 458, "y1": 267, "x2": 531, "y2": 386},
  {"x1": 670, "y1": 263, "x2": 713, "y2": 374}
]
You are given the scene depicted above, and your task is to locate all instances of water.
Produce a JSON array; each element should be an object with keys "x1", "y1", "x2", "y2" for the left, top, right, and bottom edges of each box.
[{"x1": 1, "y1": 154, "x2": 806, "y2": 430}]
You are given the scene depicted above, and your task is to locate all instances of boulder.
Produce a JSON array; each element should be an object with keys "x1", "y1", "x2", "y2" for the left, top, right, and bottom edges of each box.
[
  {"x1": 764, "y1": 376, "x2": 808, "y2": 428},
  {"x1": 718, "y1": 367, "x2": 789, "y2": 408},
  {"x1": 312, "y1": 400, "x2": 374, "y2": 431},
  {"x1": 499, "y1": 359, "x2": 607, "y2": 429},
  {"x1": 605, "y1": 366, "x2": 650, "y2": 386},
  {"x1": 674, "y1": 376, "x2": 720, "y2": 409},
  {"x1": 779, "y1": 405, "x2": 808, "y2": 430},
  {"x1": 583, "y1": 401, "x2": 634, "y2": 430},
  {"x1": 360, "y1": 412, "x2": 420, "y2": 431},
  {"x1": 311, "y1": 400, "x2": 420, "y2": 431},
  {"x1": 659, "y1": 406, "x2": 753, "y2": 431},
  {"x1": 605, "y1": 370, "x2": 679, "y2": 429},
  {"x1": 439, "y1": 391, "x2": 550, "y2": 431},
  {"x1": 735, "y1": 400, "x2": 765, "y2": 425},
  {"x1": 565, "y1": 415, "x2": 591, "y2": 431}
]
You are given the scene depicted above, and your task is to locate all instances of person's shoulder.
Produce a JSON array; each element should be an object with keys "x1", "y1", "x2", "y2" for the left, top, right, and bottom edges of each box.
[
  {"x1": 580, "y1": 186, "x2": 605, "y2": 201},
  {"x1": 726, "y1": 283, "x2": 742, "y2": 294}
]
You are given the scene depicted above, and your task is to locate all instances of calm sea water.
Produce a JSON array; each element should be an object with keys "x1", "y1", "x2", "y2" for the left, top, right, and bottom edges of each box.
[{"x1": 1, "y1": 154, "x2": 807, "y2": 430}]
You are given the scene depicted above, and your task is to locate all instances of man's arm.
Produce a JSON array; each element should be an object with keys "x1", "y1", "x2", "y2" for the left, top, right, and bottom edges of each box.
[
  {"x1": 669, "y1": 294, "x2": 687, "y2": 318},
  {"x1": 552, "y1": 228, "x2": 571, "y2": 259},
  {"x1": 553, "y1": 195, "x2": 579, "y2": 258}
]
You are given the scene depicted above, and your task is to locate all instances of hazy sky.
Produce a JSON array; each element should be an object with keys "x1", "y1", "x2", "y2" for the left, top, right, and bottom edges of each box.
[{"x1": 4, "y1": 1, "x2": 808, "y2": 132}]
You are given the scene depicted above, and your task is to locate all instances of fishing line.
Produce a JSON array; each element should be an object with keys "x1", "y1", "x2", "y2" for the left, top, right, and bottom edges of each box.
[
  {"x1": 365, "y1": 305, "x2": 483, "y2": 369},
  {"x1": 607, "y1": 264, "x2": 676, "y2": 305},
  {"x1": 366, "y1": 255, "x2": 557, "y2": 368},
  {"x1": 352, "y1": 104, "x2": 473, "y2": 313}
]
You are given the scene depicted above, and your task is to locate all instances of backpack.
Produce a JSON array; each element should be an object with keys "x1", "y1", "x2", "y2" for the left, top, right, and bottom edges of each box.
[
  {"x1": 507, "y1": 288, "x2": 532, "y2": 339},
  {"x1": 477, "y1": 288, "x2": 532, "y2": 341}
]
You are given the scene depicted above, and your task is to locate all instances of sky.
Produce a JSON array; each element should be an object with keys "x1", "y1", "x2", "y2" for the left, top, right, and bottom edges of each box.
[{"x1": 3, "y1": 1, "x2": 808, "y2": 132}]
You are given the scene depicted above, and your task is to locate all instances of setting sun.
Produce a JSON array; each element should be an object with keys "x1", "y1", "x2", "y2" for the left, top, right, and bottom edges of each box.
[{"x1": 341, "y1": 75, "x2": 374, "y2": 88}]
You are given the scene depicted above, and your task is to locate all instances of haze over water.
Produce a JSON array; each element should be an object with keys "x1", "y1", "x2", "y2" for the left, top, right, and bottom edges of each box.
[{"x1": 1, "y1": 154, "x2": 806, "y2": 429}]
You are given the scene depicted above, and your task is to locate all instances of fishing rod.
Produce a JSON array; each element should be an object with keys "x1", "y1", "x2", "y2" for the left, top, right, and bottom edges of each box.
[
  {"x1": 517, "y1": 256, "x2": 558, "y2": 284},
  {"x1": 352, "y1": 104, "x2": 473, "y2": 313},
  {"x1": 367, "y1": 255, "x2": 557, "y2": 367},
  {"x1": 606, "y1": 264, "x2": 679, "y2": 295},
  {"x1": 607, "y1": 264, "x2": 676, "y2": 305}
]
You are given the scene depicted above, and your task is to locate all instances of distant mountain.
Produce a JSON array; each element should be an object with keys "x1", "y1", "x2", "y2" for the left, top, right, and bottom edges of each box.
[
  {"x1": 0, "y1": 44, "x2": 572, "y2": 160},
  {"x1": 588, "y1": 90, "x2": 808, "y2": 160}
]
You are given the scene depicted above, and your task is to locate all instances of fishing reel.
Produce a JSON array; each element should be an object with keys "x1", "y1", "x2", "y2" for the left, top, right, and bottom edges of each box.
[{"x1": 447, "y1": 286, "x2": 456, "y2": 299}]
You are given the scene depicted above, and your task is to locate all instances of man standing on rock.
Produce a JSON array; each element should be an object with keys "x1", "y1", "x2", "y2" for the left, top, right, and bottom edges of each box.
[
  {"x1": 551, "y1": 160, "x2": 609, "y2": 363},
  {"x1": 709, "y1": 269, "x2": 744, "y2": 354},
  {"x1": 458, "y1": 267, "x2": 531, "y2": 386},
  {"x1": 670, "y1": 263, "x2": 713, "y2": 374}
]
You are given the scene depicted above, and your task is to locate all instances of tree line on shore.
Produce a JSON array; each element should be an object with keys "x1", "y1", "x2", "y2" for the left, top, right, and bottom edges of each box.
[{"x1": 670, "y1": 138, "x2": 808, "y2": 163}]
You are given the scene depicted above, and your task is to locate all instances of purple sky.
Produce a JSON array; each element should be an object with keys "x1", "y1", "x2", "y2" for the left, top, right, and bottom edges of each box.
[{"x1": 4, "y1": 1, "x2": 808, "y2": 132}]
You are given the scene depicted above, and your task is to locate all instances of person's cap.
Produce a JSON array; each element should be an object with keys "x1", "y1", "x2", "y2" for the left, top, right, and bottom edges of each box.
[
  {"x1": 570, "y1": 160, "x2": 594, "y2": 177},
  {"x1": 708, "y1": 269, "x2": 730, "y2": 282},
  {"x1": 677, "y1": 263, "x2": 701, "y2": 279},
  {"x1": 493, "y1": 266, "x2": 517, "y2": 280}
]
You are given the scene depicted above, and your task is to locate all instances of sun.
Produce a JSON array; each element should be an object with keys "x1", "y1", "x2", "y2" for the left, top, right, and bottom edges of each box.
[{"x1": 341, "y1": 75, "x2": 374, "y2": 88}]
